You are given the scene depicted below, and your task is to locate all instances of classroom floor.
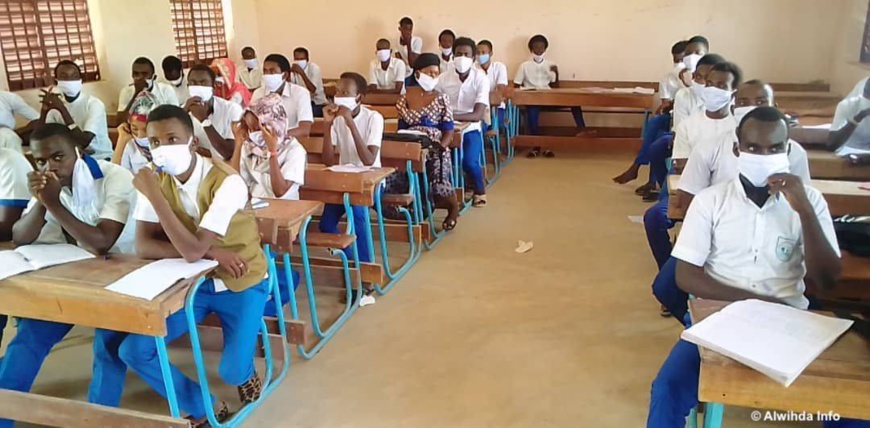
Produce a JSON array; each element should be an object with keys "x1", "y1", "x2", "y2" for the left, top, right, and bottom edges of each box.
[{"x1": 3, "y1": 152, "x2": 816, "y2": 427}]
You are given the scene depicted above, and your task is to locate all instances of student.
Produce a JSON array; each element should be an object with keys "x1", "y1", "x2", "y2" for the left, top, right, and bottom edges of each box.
[
  {"x1": 93, "y1": 105, "x2": 269, "y2": 426},
  {"x1": 113, "y1": 93, "x2": 158, "y2": 174},
  {"x1": 677, "y1": 35, "x2": 709, "y2": 83},
  {"x1": 396, "y1": 17, "x2": 422, "y2": 77},
  {"x1": 0, "y1": 89, "x2": 39, "y2": 142},
  {"x1": 436, "y1": 36, "x2": 490, "y2": 207},
  {"x1": 828, "y1": 77, "x2": 870, "y2": 155},
  {"x1": 321, "y1": 72, "x2": 383, "y2": 264},
  {"x1": 0, "y1": 148, "x2": 33, "y2": 347},
  {"x1": 161, "y1": 55, "x2": 189, "y2": 105},
  {"x1": 438, "y1": 29, "x2": 456, "y2": 73},
  {"x1": 513, "y1": 34, "x2": 584, "y2": 158},
  {"x1": 368, "y1": 38, "x2": 407, "y2": 93},
  {"x1": 646, "y1": 107, "x2": 845, "y2": 428},
  {"x1": 186, "y1": 64, "x2": 244, "y2": 160},
  {"x1": 0, "y1": 124, "x2": 134, "y2": 428},
  {"x1": 212, "y1": 58, "x2": 253, "y2": 107},
  {"x1": 118, "y1": 57, "x2": 179, "y2": 123},
  {"x1": 42, "y1": 60, "x2": 113, "y2": 160},
  {"x1": 475, "y1": 39, "x2": 509, "y2": 132},
  {"x1": 658, "y1": 40, "x2": 689, "y2": 113},
  {"x1": 251, "y1": 54, "x2": 313, "y2": 139},
  {"x1": 238, "y1": 46, "x2": 263, "y2": 91},
  {"x1": 290, "y1": 47, "x2": 326, "y2": 118},
  {"x1": 673, "y1": 43, "x2": 713, "y2": 128}
]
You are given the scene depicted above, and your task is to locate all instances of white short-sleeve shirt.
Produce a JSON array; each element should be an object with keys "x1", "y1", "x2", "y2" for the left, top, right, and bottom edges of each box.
[
  {"x1": 118, "y1": 81, "x2": 180, "y2": 111},
  {"x1": 397, "y1": 36, "x2": 423, "y2": 76},
  {"x1": 0, "y1": 148, "x2": 32, "y2": 208},
  {"x1": 369, "y1": 58, "x2": 407, "y2": 89},
  {"x1": 45, "y1": 93, "x2": 113, "y2": 160},
  {"x1": 160, "y1": 76, "x2": 189, "y2": 106},
  {"x1": 679, "y1": 133, "x2": 811, "y2": 196},
  {"x1": 439, "y1": 55, "x2": 453, "y2": 74},
  {"x1": 0, "y1": 90, "x2": 39, "y2": 129},
  {"x1": 659, "y1": 63, "x2": 687, "y2": 101},
  {"x1": 238, "y1": 63, "x2": 263, "y2": 90},
  {"x1": 251, "y1": 83, "x2": 313, "y2": 131},
  {"x1": 475, "y1": 61, "x2": 509, "y2": 108},
  {"x1": 0, "y1": 127, "x2": 23, "y2": 153},
  {"x1": 672, "y1": 112, "x2": 737, "y2": 160},
  {"x1": 831, "y1": 95, "x2": 870, "y2": 131},
  {"x1": 673, "y1": 86, "x2": 704, "y2": 129},
  {"x1": 290, "y1": 62, "x2": 326, "y2": 105},
  {"x1": 513, "y1": 59, "x2": 557, "y2": 90},
  {"x1": 329, "y1": 106, "x2": 384, "y2": 167},
  {"x1": 191, "y1": 97, "x2": 244, "y2": 160},
  {"x1": 120, "y1": 141, "x2": 150, "y2": 174},
  {"x1": 437, "y1": 65, "x2": 490, "y2": 113},
  {"x1": 672, "y1": 178, "x2": 840, "y2": 310},
  {"x1": 25, "y1": 159, "x2": 136, "y2": 254},
  {"x1": 240, "y1": 139, "x2": 307, "y2": 200}
]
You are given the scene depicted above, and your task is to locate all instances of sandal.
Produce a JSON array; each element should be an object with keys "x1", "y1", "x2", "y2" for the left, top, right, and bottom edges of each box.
[
  {"x1": 526, "y1": 148, "x2": 540, "y2": 158},
  {"x1": 237, "y1": 371, "x2": 262, "y2": 405},
  {"x1": 543, "y1": 150, "x2": 555, "y2": 158},
  {"x1": 442, "y1": 216, "x2": 457, "y2": 231},
  {"x1": 634, "y1": 183, "x2": 653, "y2": 195},
  {"x1": 186, "y1": 401, "x2": 229, "y2": 428},
  {"x1": 472, "y1": 194, "x2": 487, "y2": 207}
]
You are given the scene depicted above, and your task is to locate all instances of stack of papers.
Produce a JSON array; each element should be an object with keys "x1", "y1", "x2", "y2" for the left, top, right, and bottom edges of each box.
[
  {"x1": 681, "y1": 299, "x2": 854, "y2": 386},
  {"x1": 328, "y1": 164, "x2": 372, "y2": 173},
  {"x1": 105, "y1": 259, "x2": 218, "y2": 300},
  {"x1": 0, "y1": 244, "x2": 95, "y2": 281},
  {"x1": 251, "y1": 198, "x2": 270, "y2": 209}
]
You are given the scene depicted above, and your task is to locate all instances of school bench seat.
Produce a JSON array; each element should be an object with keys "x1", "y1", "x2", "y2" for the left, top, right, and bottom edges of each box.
[
  {"x1": 303, "y1": 232, "x2": 357, "y2": 250},
  {"x1": 381, "y1": 193, "x2": 415, "y2": 207}
]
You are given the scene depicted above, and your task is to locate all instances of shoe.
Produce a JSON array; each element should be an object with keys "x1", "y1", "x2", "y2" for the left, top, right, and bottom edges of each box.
[
  {"x1": 472, "y1": 194, "x2": 487, "y2": 207},
  {"x1": 542, "y1": 149, "x2": 555, "y2": 158},
  {"x1": 634, "y1": 183, "x2": 653, "y2": 195},
  {"x1": 526, "y1": 148, "x2": 541, "y2": 158},
  {"x1": 186, "y1": 401, "x2": 229, "y2": 428},
  {"x1": 642, "y1": 189, "x2": 661, "y2": 202},
  {"x1": 237, "y1": 371, "x2": 262, "y2": 405},
  {"x1": 660, "y1": 305, "x2": 671, "y2": 318}
]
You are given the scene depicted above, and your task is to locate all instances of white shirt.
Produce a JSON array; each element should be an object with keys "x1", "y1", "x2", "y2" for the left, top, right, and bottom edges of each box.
[
  {"x1": 437, "y1": 65, "x2": 490, "y2": 133},
  {"x1": 120, "y1": 141, "x2": 150, "y2": 174},
  {"x1": 238, "y1": 63, "x2": 262, "y2": 90},
  {"x1": 673, "y1": 86, "x2": 704, "y2": 129},
  {"x1": 251, "y1": 83, "x2": 313, "y2": 131},
  {"x1": 45, "y1": 93, "x2": 113, "y2": 160},
  {"x1": 240, "y1": 139, "x2": 307, "y2": 200},
  {"x1": 192, "y1": 97, "x2": 244, "y2": 160},
  {"x1": 0, "y1": 90, "x2": 39, "y2": 129},
  {"x1": 846, "y1": 77, "x2": 868, "y2": 99},
  {"x1": 475, "y1": 61, "x2": 509, "y2": 108},
  {"x1": 0, "y1": 147, "x2": 32, "y2": 207},
  {"x1": 369, "y1": 58, "x2": 407, "y2": 89},
  {"x1": 513, "y1": 59, "x2": 557, "y2": 90},
  {"x1": 672, "y1": 112, "x2": 737, "y2": 159},
  {"x1": 679, "y1": 134, "x2": 811, "y2": 196},
  {"x1": 832, "y1": 95, "x2": 870, "y2": 131},
  {"x1": 290, "y1": 62, "x2": 326, "y2": 105},
  {"x1": 160, "y1": 76, "x2": 189, "y2": 106},
  {"x1": 396, "y1": 36, "x2": 423, "y2": 76},
  {"x1": 26, "y1": 160, "x2": 136, "y2": 254},
  {"x1": 672, "y1": 178, "x2": 840, "y2": 310},
  {"x1": 329, "y1": 106, "x2": 384, "y2": 167},
  {"x1": 659, "y1": 63, "x2": 686, "y2": 101},
  {"x1": 118, "y1": 81, "x2": 180, "y2": 111},
  {"x1": 439, "y1": 55, "x2": 453, "y2": 74},
  {"x1": 0, "y1": 127, "x2": 23, "y2": 153}
]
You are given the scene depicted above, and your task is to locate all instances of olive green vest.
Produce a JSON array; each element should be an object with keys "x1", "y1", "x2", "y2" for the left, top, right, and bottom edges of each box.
[{"x1": 158, "y1": 160, "x2": 266, "y2": 292}]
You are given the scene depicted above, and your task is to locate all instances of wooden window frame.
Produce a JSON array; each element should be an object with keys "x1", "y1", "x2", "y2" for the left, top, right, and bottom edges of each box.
[{"x1": 170, "y1": 0, "x2": 228, "y2": 68}]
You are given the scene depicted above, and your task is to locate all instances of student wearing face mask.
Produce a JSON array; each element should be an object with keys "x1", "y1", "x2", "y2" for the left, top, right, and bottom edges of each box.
[
  {"x1": 828, "y1": 77, "x2": 870, "y2": 158},
  {"x1": 161, "y1": 55, "x2": 189, "y2": 106},
  {"x1": 113, "y1": 92, "x2": 159, "y2": 174},
  {"x1": 677, "y1": 35, "x2": 709, "y2": 87},
  {"x1": 475, "y1": 40, "x2": 509, "y2": 133},
  {"x1": 513, "y1": 34, "x2": 585, "y2": 158},
  {"x1": 368, "y1": 39, "x2": 407, "y2": 93},
  {"x1": 118, "y1": 57, "x2": 179, "y2": 124},
  {"x1": 396, "y1": 17, "x2": 422, "y2": 77},
  {"x1": 238, "y1": 46, "x2": 263, "y2": 91},
  {"x1": 290, "y1": 47, "x2": 326, "y2": 117},
  {"x1": 211, "y1": 58, "x2": 253, "y2": 107},
  {"x1": 184, "y1": 64, "x2": 245, "y2": 161},
  {"x1": 438, "y1": 29, "x2": 456, "y2": 73},
  {"x1": 251, "y1": 54, "x2": 313, "y2": 140},
  {"x1": 436, "y1": 37, "x2": 490, "y2": 207},
  {"x1": 42, "y1": 60, "x2": 113, "y2": 160},
  {"x1": 646, "y1": 107, "x2": 846, "y2": 428}
]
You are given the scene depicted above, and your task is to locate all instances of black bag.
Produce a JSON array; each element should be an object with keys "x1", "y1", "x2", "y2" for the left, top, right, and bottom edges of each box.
[
  {"x1": 833, "y1": 217, "x2": 870, "y2": 257},
  {"x1": 382, "y1": 132, "x2": 438, "y2": 150}
]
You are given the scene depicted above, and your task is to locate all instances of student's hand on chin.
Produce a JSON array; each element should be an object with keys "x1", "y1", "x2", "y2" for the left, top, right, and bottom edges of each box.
[
  {"x1": 27, "y1": 171, "x2": 46, "y2": 199},
  {"x1": 262, "y1": 125, "x2": 279, "y2": 152},
  {"x1": 133, "y1": 78, "x2": 148, "y2": 94},
  {"x1": 38, "y1": 172, "x2": 62, "y2": 205},
  {"x1": 133, "y1": 168, "x2": 161, "y2": 198},
  {"x1": 323, "y1": 105, "x2": 338, "y2": 122},
  {"x1": 291, "y1": 64, "x2": 305, "y2": 75},
  {"x1": 337, "y1": 106, "x2": 353, "y2": 120},
  {"x1": 232, "y1": 122, "x2": 248, "y2": 144},
  {"x1": 187, "y1": 98, "x2": 208, "y2": 121},
  {"x1": 767, "y1": 173, "x2": 810, "y2": 212}
]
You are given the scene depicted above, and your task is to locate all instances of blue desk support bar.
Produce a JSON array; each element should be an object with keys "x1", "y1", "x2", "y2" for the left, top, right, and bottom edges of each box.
[
  {"x1": 155, "y1": 335, "x2": 180, "y2": 418},
  {"x1": 453, "y1": 139, "x2": 472, "y2": 215},
  {"x1": 372, "y1": 165, "x2": 422, "y2": 294},
  {"x1": 420, "y1": 166, "x2": 448, "y2": 250}
]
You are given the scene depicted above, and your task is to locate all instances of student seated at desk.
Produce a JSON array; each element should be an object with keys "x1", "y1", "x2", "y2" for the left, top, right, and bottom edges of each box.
[
  {"x1": 291, "y1": 47, "x2": 327, "y2": 118},
  {"x1": 0, "y1": 147, "x2": 33, "y2": 347},
  {"x1": 113, "y1": 93, "x2": 158, "y2": 174},
  {"x1": 437, "y1": 37, "x2": 490, "y2": 207},
  {"x1": 162, "y1": 55, "x2": 189, "y2": 105},
  {"x1": 42, "y1": 60, "x2": 113, "y2": 161},
  {"x1": 186, "y1": 64, "x2": 245, "y2": 161},
  {"x1": 645, "y1": 107, "x2": 859, "y2": 428},
  {"x1": 252, "y1": 54, "x2": 314, "y2": 140},
  {"x1": 0, "y1": 124, "x2": 134, "y2": 428},
  {"x1": 238, "y1": 46, "x2": 263, "y2": 91},
  {"x1": 94, "y1": 105, "x2": 269, "y2": 426},
  {"x1": 389, "y1": 53, "x2": 459, "y2": 229},
  {"x1": 396, "y1": 17, "x2": 422, "y2": 77},
  {"x1": 211, "y1": 58, "x2": 253, "y2": 107},
  {"x1": 475, "y1": 40, "x2": 509, "y2": 132},
  {"x1": 0, "y1": 89, "x2": 39, "y2": 144},
  {"x1": 117, "y1": 57, "x2": 179, "y2": 124},
  {"x1": 321, "y1": 72, "x2": 383, "y2": 264},
  {"x1": 513, "y1": 34, "x2": 584, "y2": 158},
  {"x1": 369, "y1": 38, "x2": 407, "y2": 93},
  {"x1": 828, "y1": 77, "x2": 870, "y2": 161},
  {"x1": 438, "y1": 29, "x2": 455, "y2": 73}
]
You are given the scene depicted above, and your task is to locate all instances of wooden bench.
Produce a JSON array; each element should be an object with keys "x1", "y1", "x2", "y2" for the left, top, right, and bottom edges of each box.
[{"x1": 808, "y1": 150, "x2": 870, "y2": 181}]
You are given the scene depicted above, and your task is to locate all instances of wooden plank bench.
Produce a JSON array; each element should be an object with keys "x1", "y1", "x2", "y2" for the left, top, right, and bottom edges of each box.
[{"x1": 808, "y1": 150, "x2": 870, "y2": 181}]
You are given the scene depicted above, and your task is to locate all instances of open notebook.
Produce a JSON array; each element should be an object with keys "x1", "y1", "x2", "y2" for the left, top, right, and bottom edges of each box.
[
  {"x1": 681, "y1": 299, "x2": 854, "y2": 387},
  {"x1": 0, "y1": 244, "x2": 95, "y2": 281},
  {"x1": 105, "y1": 259, "x2": 218, "y2": 300}
]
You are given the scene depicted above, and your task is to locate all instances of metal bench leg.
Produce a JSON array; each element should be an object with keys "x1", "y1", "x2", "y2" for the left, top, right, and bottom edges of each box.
[
  {"x1": 703, "y1": 403, "x2": 725, "y2": 428},
  {"x1": 155, "y1": 335, "x2": 180, "y2": 418}
]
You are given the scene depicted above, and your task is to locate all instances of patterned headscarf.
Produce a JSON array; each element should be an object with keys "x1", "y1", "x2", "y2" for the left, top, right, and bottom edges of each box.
[
  {"x1": 212, "y1": 58, "x2": 253, "y2": 107},
  {"x1": 246, "y1": 93, "x2": 289, "y2": 157},
  {"x1": 129, "y1": 92, "x2": 158, "y2": 123}
]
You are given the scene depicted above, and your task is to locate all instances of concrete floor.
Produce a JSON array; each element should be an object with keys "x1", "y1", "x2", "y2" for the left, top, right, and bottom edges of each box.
[{"x1": 3, "y1": 152, "x2": 815, "y2": 427}]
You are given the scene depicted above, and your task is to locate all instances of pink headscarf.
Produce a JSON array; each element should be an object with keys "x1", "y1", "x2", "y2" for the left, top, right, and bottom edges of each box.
[
  {"x1": 246, "y1": 93, "x2": 289, "y2": 158},
  {"x1": 211, "y1": 58, "x2": 252, "y2": 107}
]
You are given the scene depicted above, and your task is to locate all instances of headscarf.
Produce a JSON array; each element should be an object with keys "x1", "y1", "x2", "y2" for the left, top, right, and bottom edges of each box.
[
  {"x1": 246, "y1": 93, "x2": 289, "y2": 159},
  {"x1": 212, "y1": 58, "x2": 253, "y2": 106}
]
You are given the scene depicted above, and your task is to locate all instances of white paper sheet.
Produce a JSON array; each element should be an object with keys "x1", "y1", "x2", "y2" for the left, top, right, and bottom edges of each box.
[
  {"x1": 15, "y1": 244, "x2": 95, "y2": 269},
  {"x1": 105, "y1": 259, "x2": 218, "y2": 300},
  {"x1": 327, "y1": 164, "x2": 372, "y2": 173},
  {"x1": 0, "y1": 251, "x2": 37, "y2": 281}
]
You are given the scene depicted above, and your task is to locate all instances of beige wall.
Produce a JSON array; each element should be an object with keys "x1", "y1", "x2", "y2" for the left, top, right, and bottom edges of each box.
[{"x1": 831, "y1": 0, "x2": 870, "y2": 96}]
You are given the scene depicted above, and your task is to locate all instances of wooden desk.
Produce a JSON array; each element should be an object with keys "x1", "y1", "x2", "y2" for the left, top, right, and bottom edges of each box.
[
  {"x1": 808, "y1": 150, "x2": 870, "y2": 181},
  {"x1": 691, "y1": 299, "x2": 870, "y2": 420},
  {"x1": 362, "y1": 93, "x2": 399, "y2": 106},
  {"x1": 301, "y1": 164, "x2": 395, "y2": 206},
  {"x1": 253, "y1": 199, "x2": 323, "y2": 254},
  {"x1": 509, "y1": 88, "x2": 654, "y2": 110}
]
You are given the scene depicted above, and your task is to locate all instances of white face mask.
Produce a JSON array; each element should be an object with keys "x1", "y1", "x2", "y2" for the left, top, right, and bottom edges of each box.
[
  {"x1": 133, "y1": 136, "x2": 151, "y2": 148},
  {"x1": 334, "y1": 96, "x2": 358, "y2": 111},
  {"x1": 701, "y1": 86, "x2": 733, "y2": 112},
  {"x1": 57, "y1": 79, "x2": 83, "y2": 98},
  {"x1": 169, "y1": 76, "x2": 183, "y2": 86},
  {"x1": 682, "y1": 53, "x2": 703, "y2": 73},
  {"x1": 441, "y1": 47, "x2": 453, "y2": 57},
  {"x1": 187, "y1": 85, "x2": 214, "y2": 102},
  {"x1": 263, "y1": 73, "x2": 284, "y2": 93},
  {"x1": 733, "y1": 105, "x2": 757, "y2": 125},
  {"x1": 151, "y1": 138, "x2": 194, "y2": 176},
  {"x1": 295, "y1": 60, "x2": 308, "y2": 69},
  {"x1": 533, "y1": 54, "x2": 545, "y2": 63},
  {"x1": 690, "y1": 81, "x2": 706, "y2": 98},
  {"x1": 244, "y1": 58, "x2": 258, "y2": 70},
  {"x1": 737, "y1": 152, "x2": 790, "y2": 187},
  {"x1": 417, "y1": 73, "x2": 439, "y2": 92},
  {"x1": 454, "y1": 56, "x2": 473, "y2": 73},
  {"x1": 248, "y1": 130, "x2": 265, "y2": 148},
  {"x1": 376, "y1": 49, "x2": 391, "y2": 62},
  {"x1": 71, "y1": 149, "x2": 97, "y2": 214}
]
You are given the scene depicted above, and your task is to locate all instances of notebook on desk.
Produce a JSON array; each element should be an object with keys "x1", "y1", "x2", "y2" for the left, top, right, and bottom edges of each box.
[
  {"x1": 682, "y1": 299, "x2": 854, "y2": 387},
  {"x1": 105, "y1": 259, "x2": 218, "y2": 300},
  {"x1": 0, "y1": 244, "x2": 95, "y2": 281}
]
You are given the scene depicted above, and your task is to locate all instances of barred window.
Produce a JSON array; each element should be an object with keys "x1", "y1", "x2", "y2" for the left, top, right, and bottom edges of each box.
[{"x1": 170, "y1": 0, "x2": 228, "y2": 68}]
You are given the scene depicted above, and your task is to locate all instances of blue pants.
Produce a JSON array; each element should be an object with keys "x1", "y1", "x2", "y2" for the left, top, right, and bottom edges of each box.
[
  {"x1": 525, "y1": 106, "x2": 585, "y2": 135},
  {"x1": 0, "y1": 315, "x2": 6, "y2": 347},
  {"x1": 462, "y1": 130, "x2": 486, "y2": 195},
  {"x1": 264, "y1": 269, "x2": 300, "y2": 317},
  {"x1": 92, "y1": 278, "x2": 269, "y2": 419},
  {"x1": 484, "y1": 107, "x2": 506, "y2": 134},
  {"x1": 651, "y1": 257, "x2": 689, "y2": 326},
  {"x1": 311, "y1": 102, "x2": 324, "y2": 118},
  {"x1": 644, "y1": 196, "x2": 675, "y2": 269},
  {"x1": 647, "y1": 133, "x2": 673, "y2": 188},
  {"x1": 319, "y1": 204, "x2": 373, "y2": 263}
]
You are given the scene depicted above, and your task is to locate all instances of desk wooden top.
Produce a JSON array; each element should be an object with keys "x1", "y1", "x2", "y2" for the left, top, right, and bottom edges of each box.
[
  {"x1": 691, "y1": 299, "x2": 870, "y2": 419},
  {"x1": 301, "y1": 164, "x2": 395, "y2": 206},
  {"x1": 808, "y1": 150, "x2": 870, "y2": 181},
  {"x1": 252, "y1": 199, "x2": 323, "y2": 254},
  {"x1": 509, "y1": 88, "x2": 654, "y2": 109},
  {"x1": 0, "y1": 256, "x2": 213, "y2": 336}
]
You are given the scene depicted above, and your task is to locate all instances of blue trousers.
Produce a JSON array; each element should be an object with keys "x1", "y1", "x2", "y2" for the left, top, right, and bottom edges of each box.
[
  {"x1": 264, "y1": 269, "x2": 300, "y2": 317},
  {"x1": 0, "y1": 315, "x2": 6, "y2": 347},
  {"x1": 462, "y1": 130, "x2": 486, "y2": 195},
  {"x1": 651, "y1": 257, "x2": 690, "y2": 326},
  {"x1": 319, "y1": 204, "x2": 373, "y2": 263},
  {"x1": 644, "y1": 196, "x2": 675, "y2": 269},
  {"x1": 483, "y1": 108, "x2": 506, "y2": 134},
  {"x1": 526, "y1": 106, "x2": 585, "y2": 135},
  {"x1": 635, "y1": 114, "x2": 672, "y2": 166},
  {"x1": 647, "y1": 133, "x2": 673, "y2": 188},
  {"x1": 311, "y1": 102, "x2": 324, "y2": 118},
  {"x1": 92, "y1": 278, "x2": 269, "y2": 419}
]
